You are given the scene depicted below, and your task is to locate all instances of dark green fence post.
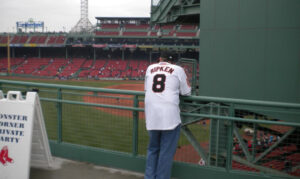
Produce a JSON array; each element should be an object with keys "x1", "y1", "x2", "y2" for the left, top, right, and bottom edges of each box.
[
  {"x1": 57, "y1": 88, "x2": 63, "y2": 143},
  {"x1": 132, "y1": 95, "x2": 139, "y2": 156},
  {"x1": 226, "y1": 104, "x2": 234, "y2": 170},
  {"x1": 252, "y1": 115, "x2": 258, "y2": 161}
]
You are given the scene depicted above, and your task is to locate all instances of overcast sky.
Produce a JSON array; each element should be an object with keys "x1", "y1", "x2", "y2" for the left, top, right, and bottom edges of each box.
[{"x1": 0, "y1": 0, "x2": 152, "y2": 33}]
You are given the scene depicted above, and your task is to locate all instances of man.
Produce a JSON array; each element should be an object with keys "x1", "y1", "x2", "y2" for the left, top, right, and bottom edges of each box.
[{"x1": 144, "y1": 51, "x2": 191, "y2": 179}]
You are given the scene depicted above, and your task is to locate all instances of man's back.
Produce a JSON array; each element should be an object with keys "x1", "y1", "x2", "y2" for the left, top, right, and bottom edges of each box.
[{"x1": 144, "y1": 62, "x2": 191, "y2": 130}]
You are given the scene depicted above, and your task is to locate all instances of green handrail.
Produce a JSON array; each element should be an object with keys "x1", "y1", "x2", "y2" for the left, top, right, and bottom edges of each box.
[{"x1": 1, "y1": 79, "x2": 300, "y2": 109}]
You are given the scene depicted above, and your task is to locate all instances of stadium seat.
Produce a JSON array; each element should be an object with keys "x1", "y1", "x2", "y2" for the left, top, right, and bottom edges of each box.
[
  {"x1": 0, "y1": 36, "x2": 8, "y2": 43},
  {"x1": 101, "y1": 24, "x2": 120, "y2": 30},
  {"x1": 47, "y1": 36, "x2": 57, "y2": 44},
  {"x1": 19, "y1": 36, "x2": 29, "y2": 44},
  {"x1": 10, "y1": 36, "x2": 21, "y2": 44},
  {"x1": 86, "y1": 59, "x2": 106, "y2": 78},
  {"x1": 36, "y1": 36, "x2": 48, "y2": 44},
  {"x1": 14, "y1": 58, "x2": 50, "y2": 75},
  {"x1": 176, "y1": 32, "x2": 197, "y2": 37},
  {"x1": 40, "y1": 58, "x2": 68, "y2": 76},
  {"x1": 28, "y1": 36, "x2": 39, "y2": 43},
  {"x1": 47, "y1": 36, "x2": 65, "y2": 44},
  {"x1": 58, "y1": 58, "x2": 85, "y2": 78},
  {"x1": 179, "y1": 25, "x2": 198, "y2": 30},
  {"x1": 124, "y1": 24, "x2": 149, "y2": 30},
  {"x1": 122, "y1": 31, "x2": 148, "y2": 37},
  {"x1": 56, "y1": 36, "x2": 66, "y2": 44},
  {"x1": 95, "y1": 31, "x2": 119, "y2": 36},
  {"x1": 0, "y1": 58, "x2": 25, "y2": 73}
]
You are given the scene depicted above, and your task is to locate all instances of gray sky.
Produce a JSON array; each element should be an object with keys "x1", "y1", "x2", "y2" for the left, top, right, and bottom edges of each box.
[{"x1": 0, "y1": 0, "x2": 151, "y2": 33}]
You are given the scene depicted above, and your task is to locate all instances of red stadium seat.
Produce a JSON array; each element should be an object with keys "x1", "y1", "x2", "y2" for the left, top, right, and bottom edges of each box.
[{"x1": 122, "y1": 31, "x2": 148, "y2": 37}]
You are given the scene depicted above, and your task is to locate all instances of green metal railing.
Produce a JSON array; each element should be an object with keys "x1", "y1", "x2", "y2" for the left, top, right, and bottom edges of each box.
[{"x1": 0, "y1": 79, "x2": 299, "y2": 179}]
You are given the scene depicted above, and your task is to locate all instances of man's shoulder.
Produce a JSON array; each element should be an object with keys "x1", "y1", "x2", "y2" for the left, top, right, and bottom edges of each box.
[{"x1": 170, "y1": 64, "x2": 185, "y2": 73}]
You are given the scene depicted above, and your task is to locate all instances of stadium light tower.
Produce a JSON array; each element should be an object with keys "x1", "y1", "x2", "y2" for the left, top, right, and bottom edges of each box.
[{"x1": 71, "y1": 0, "x2": 93, "y2": 33}]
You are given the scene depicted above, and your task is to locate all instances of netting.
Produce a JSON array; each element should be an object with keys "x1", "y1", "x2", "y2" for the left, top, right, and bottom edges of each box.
[
  {"x1": 178, "y1": 99, "x2": 300, "y2": 177},
  {"x1": 177, "y1": 58, "x2": 198, "y2": 95}
]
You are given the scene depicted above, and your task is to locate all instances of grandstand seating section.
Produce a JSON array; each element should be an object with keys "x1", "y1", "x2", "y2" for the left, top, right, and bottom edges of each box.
[
  {"x1": 101, "y1": 24, "x2": 119, "y2": 29},
  {"x1": 0, "y1": 57, "x2": 147, "y2": 79},
  {"x1": 0, "y1": 36, "x2": 8, "y2": 43},
  {"x1": 231, "y1": 124, "x2": 300, "y2": 177},
  {"x1": 95, "y1": 31, "x2": 119, "y2": 36},
  {"x1": 0, "y1": 58, "x2": 24, "y2": 72},
  {"x1": 9, "y1": 35, "x2": 29, "y2": 44},
  {"x1": 11, "y1": 36, "x2": 21, "y2": 44},
  {"x1": 19, "y1": 36, "x2": 29, "y2": 43},
  {"x1": 0, "y1": 34, "x2": 66, "y2": 45},
  {"x1": 58, "y1": 58, "x2": 85, "y2": 78},
  {"x1": 9, "y1": 58, "x2": 46, "y2": 74},
  {"x1": 122, "y1": 31, "x2": 148, "y2": 37},
  {"x1": 47, "y1": 36, "x2": 57, "y2": 44},
  {"x1": 95, "y1": 23, "x2": 199, "y2": 38},
  {"x1": 176, "y1": 32, "x2": 197, "y2": 37},
  {"x1": 78, "y1": 59, "x2": 94, "y2": 78},
  {"x1": 124, "y1": 24, "x2": 149, "y2": 30},
  {"x1": 150, "y1": 31, "x2": 158, "y2": 36},
  {"x1": 0, "y1": 23, "x2": 198, "y2": 45},
  {"x1": 232, "y1": 161, "x2": 259, "y2": 172},
  {"x1": 56, "y1": 36, "x2": 66, "y2": 44},
  {"x1": 47, "y1": 36, "x2": 66, "y2": 44},
  {"x1": 179, "y1": 24, "x2": 198, "y2": 30},
  {"x1": 36, "y1": 36, "x2": 48, "y2": 44},
  {"x1": 42, "y1": 58, "x2": 68, "y2": 76},
  {"x1": 0, "y1": 57, "x2": 152, "y2": 79},
  {"x1": 28, "y1": 36, "x2": 39, "y2": 43}
]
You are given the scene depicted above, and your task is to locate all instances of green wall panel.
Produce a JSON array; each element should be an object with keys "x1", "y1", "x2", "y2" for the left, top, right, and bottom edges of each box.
[
  {"x1": 237, "y1": 30, "x2": 266, "y2": 99},
  {"x1": 240, "y1": 0, "x2": 267, "y2": 28},
  {"x1": 268, "y1": 0, "x2": 300, "y2": 28},
  {"x1": 199, "y1": 0, "x2": 300, "y2": 103},
  {"x1": 215, "y1": 0, "x2": 239, "y2": 29},
  {"x1": 200, "y1": 0, "x2": 215, "y2": 29},
  {"x1": 265, "y1": 29, "x2": 300, "y2": 102}
]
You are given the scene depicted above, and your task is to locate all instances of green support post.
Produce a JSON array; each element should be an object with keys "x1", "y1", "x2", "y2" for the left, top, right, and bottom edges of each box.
[
  {"x1": 12, "y1": 48, "x2": 15, "y2": 58},
  {"x1": 66, "y1": 47, "x2": 68, "y2": 59},
  {"x1": 215, "y1": 106, "x2": 221, "y2": 166},
  {"x1": 57, "y1": 88, "x2": 63, "y2": 143},
  {"x1": 93, "y1": 47, "x2": 96, "y2": 60},
  {"x1": 233, "y1": 124, "x2": 252, "y2": 161},
  {"x1": 252, "y1": 115, "x2": 258, "y2": 162},
  {"x1": 225, "y1": 104, "x2": 234, "y2": 170},
  {"x1": 122, "y1": 48, "x2": 125, "y2": 61},
  {"x1": 132, "y1": 95, "x2": 139, "y2": 156}
]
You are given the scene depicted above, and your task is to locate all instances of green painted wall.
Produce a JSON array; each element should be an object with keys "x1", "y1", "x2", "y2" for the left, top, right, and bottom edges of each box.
[{"x1": 199, "y1": 0, "x2": 300, "y2": 103}]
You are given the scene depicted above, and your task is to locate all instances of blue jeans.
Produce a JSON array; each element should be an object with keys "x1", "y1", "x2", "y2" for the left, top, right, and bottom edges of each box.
[{"x1": 145, "y1": 125, "x2": 181, "y2": 179}]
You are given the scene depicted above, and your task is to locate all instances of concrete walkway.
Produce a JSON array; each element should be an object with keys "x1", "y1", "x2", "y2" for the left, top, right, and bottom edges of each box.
[{"x1": 30, "y1": 157, "x2": 144, "y2": 179}]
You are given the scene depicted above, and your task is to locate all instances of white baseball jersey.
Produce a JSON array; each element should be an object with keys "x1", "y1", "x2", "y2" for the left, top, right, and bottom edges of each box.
[{"x1": 144, "y1": 62, "x2": 191, "y2": 130}]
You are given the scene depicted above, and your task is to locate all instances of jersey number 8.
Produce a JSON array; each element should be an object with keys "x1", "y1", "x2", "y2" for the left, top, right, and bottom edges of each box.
[{"x1": 152, "y1": 74, "x2": 166, "y2": 93}]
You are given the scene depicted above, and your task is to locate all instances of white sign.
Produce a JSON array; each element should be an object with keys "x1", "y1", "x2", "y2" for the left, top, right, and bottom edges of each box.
[{"x1": 0, "y1": 91, "x2": 53, "y2": 179}]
